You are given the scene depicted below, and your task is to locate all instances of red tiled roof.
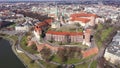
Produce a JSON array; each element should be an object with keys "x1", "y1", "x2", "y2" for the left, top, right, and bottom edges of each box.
[
  {"x1": 44, "y1": 19, "x2": 53, "y2": 24},
  {"x1": 70, "y1": 13, "x2": 97, "y2": 23},
  {"x1": 37, "y1": 44, "x2": 59, "y2": 52},
  {"x1": 36, "y1": 22, "x2": 46, "y2": 27},
  {"x1": 37, "y1": 45, "x2": 44, "y2": 52},
  {"x1": 36, "y1": 19, "x2": 53, "y2": 27},
  {"x1": 48, "y1": 14, "x2": 56, "y2": 17},
  {"x1": 47, "y1": 30, "x2": 83, "y2": 36},
  {"x1": 34, "y1": 19, "x2": 53, "y2": 31},
  {"x1": 71, "y1": 17, "x2": 90, "y2": 23},
  {"x1": 35, "y1": 26, "x2": 41, "y2": 32},
  {"x1": 82, "y1": 47, "x2": 98, "y2": 58},
  {"x1": 27, "y1": 41, "x2": 35, "y2": 46},
  {"x1": 70, "y1": 13, "x2": 97, "y2": 18}
]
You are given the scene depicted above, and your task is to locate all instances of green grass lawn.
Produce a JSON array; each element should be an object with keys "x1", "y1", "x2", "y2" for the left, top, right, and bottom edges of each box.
[
  {"x1": 20, "y1": 36, "x2": 38, "y2": 54},
  {"x1": 101, "y1": 27, "x2": 113, "y2": 41},
  {"x1": 18, "y1": 53, "x2": 40, "y2": 68},
  {"x1": 95, "y1": 23, "x2": 114, "y2": 49},
  {"x1": 75, "y1": 62, "x2": 89, "y2": 68},
  {"x1": 75, "y1": 55, "x2": 97, "y2": 68},
  {"x1": 97, "y1": 23, "x2": 103, "y2": 30},
  {"x1": 96, "y1": 40, "x2": 102, "y2": 49},
  {"x1": 90, "y1": 60, "x2": 97, "y2": 68},
  {"x1": 39, "y1": 60, "x2": 58, "y2": 68},
  {"x1": 49, "y1": 41, "x2": 88, "y2": 49},
  {"x1": 8, "y1": 35, "x2": 18, "y2": 41},
  {"x1": 51, "y1": 55, "x2": 92, "y2": 64},
  {"x1": 51, "y1": 55, "x2": 62, "y2": 63},
  {"x1": 66, "y1": 58, "x2": 83, "y2": 64},
  {"x1": 76, "y1": 43, "x2": 88, "y2": 49},
  {"x1": 48, "y1": 24, "x2": 83, "y2": 32}
]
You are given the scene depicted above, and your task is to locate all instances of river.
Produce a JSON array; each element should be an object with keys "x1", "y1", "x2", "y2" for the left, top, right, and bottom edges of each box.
[{"x1": 0, "y1": 37, "x2": 26, "y2": 68}]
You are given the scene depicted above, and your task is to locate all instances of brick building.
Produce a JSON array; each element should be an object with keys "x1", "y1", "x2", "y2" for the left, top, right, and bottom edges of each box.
[{"x1": 45, "y1": 30, "x2": 83, "y2": 43}]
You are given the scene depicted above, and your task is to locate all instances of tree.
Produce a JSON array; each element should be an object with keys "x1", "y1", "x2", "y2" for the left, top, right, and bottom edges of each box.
[
  {"x1": 57, "y1": 65, "x2": 62, "y2": 68},
  {"x1": 105, "y1": 18, "x2": 112, "y2": 27},
  {"x1": 75, "y1": 23, "x2": 81, "y2": 32},
  {"x1": 30, "y1": 60, "x2": 35, "y2": 63},
  {"x1": 57, "y1": 48, "x2": 68, "y2": 63},
  {"x1": 116, "y1": 15, "x2": 120, "y2": 23},
  {"x1": 40, "y1": 47, "x2": 52, "y2": 62},
  {"x1": 114, "y1": 60, "x2": 120, "y2": 68},
  {"x1": 57, "y1": 47, "x2": 82, "y2": 63},
  {"x1": 30, "y1": 44, "x2": 37, "y2": 50},
  {"x1": 15, "y1": 10, "x2": 52, "y2": 21}
]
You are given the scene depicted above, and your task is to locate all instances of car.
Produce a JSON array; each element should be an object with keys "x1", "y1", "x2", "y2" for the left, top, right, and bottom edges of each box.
[{"x1": 71, "y1": 64, "x2": 75, "y2": 68}]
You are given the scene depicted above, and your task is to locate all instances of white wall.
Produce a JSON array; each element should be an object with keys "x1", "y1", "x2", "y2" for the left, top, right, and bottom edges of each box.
[
  {"x1": 33, "y1": 30, "x2": 40, "y2": 41},
  {"x1": 104, "y1": 49, "x2": 120, "y2": 64},
  {"x1": 15, "y1": 26, "x2": 30, "y2": 32}
]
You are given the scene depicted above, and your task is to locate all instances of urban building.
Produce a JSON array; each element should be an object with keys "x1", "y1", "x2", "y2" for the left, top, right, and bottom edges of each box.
[
  {"x1": 15, "y1": 21, "x2": 33, "y2": 32},
  {"x1": 104, "y1": 31, "x2": 120, "y2": 64}
]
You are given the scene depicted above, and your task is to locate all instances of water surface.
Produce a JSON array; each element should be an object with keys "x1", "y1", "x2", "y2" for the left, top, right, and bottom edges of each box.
[{"x1": 0, "y1": 38, "x2": 26, "y2": 68}]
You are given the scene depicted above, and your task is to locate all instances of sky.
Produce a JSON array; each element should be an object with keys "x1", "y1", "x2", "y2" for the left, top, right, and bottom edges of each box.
[
  {"x1": 0, "y1": 0, "x2": 63, "y2": 1},
  {"x1": 0, "y1": 0, "x2": 120, "y2": 2},
  {"x1": 0, "y1": 0, "x2": 84, "y2": 1}
]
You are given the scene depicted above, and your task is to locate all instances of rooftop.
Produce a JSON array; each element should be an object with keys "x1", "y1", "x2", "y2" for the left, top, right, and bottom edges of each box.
[
  {"x1": 34, "y1": 18, "x2": 53, "y2": 31},
  {"x1": 47, "y1": 30, "x2": 83, "y2": 36},
  {"x1": 70, "y1": 12, "x2": 97, "y2": 23},
  {"x1": 35, "y1": 18, "x2": 53, "y2": 27},
  {"x1": 70, "y1": 17, "x2": 90, "y2": 23},
  {"x1": 107, "y1": 31, "x2": 120, "y2": 56},
  {"x1": 70, "y1": 13, "x2": 97, "y2": 18}
]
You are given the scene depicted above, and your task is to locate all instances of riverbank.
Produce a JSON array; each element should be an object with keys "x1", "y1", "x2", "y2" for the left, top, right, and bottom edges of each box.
[
  {"x1": 0, "y1": 36, "x2": 26, "y2": 68},
  {"x1": 0, "y1": 35, "x2": 27, "y2": 68},
  {"x1": 1, "y1": 34, "x2": 41, "y2": 68}
]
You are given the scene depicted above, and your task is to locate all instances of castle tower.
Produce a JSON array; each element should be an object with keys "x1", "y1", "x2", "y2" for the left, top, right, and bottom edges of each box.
[
  {"x1": 60, "y1": 15, "x2": 65, "y2": 25},
  {"x1": 90, "y1": 16, "x2": 95, "y2": 26},
  {"x1": 55, "y1": 3, "x2": 59, "y2": 21},
  {"x1": 51, "y1": 2, "x2": 60, "y2": 28},
  {"x1": 82, "y1": 29, "x2": 91, "y2": 47},
  {"x1": 34, "y1": 25, "x2": 42, "y2": 41}
]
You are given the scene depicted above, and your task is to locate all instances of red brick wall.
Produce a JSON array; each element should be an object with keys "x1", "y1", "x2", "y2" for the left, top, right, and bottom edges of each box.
[
  {"x1": 36, "y1": 44, "x2": 63, "y2": 52},
  {"x1": 82, "y1": 47, "x2": 98, "y2": 58},
  {"x1": 31, "y1": 41, "x2": 98, "y2": 58},
  {"x1": 27, "y1": 41, "x2": 35, "y2": 47}
]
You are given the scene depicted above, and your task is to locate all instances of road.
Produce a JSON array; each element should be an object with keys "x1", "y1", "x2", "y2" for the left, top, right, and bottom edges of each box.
[{"x1": 16, "y1": 32, "x2": 45, "y2": 68}]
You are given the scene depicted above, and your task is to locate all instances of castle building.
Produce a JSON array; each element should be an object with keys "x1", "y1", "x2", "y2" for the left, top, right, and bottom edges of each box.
[
  {"x1": 45, "y1": 31, "x2": 83, "y2": 43},
  {"x1": 33, "y1": 12, "x2": 97, "y2": 47},
  {"x1": 34, "y1": 19, "x2": 53, "y2": 41},
  {"x1": 69, "y1": 13, "x2": 97, "y2": 27}
]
